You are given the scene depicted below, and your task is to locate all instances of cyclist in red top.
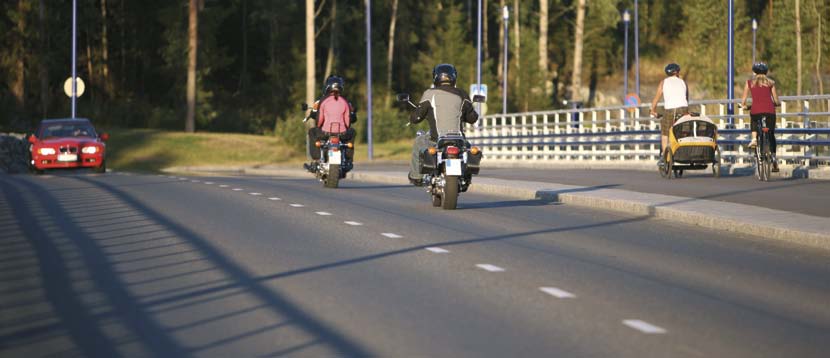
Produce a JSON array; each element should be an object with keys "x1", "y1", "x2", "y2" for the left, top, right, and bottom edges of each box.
[{"x1": 740, "y1": 62, "x2": 780, "y2": 172}]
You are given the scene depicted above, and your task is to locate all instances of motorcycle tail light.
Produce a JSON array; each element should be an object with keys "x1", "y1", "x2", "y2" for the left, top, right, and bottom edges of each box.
[
  {"x1": 428, "y1": 147, "x2": 437, "y2": 155},
  {"x1": 346, "y1": 142, "x2": 354, "y2": 148},
  {"x1": 314, "y1": 141, "x2": 322, "y2": 148},
  {"x1": 470, "y1": 146, "x2": 481, "y2": 155},
  {"x1": 330, "y1": 136, "x2": 340, "y2": 144},
  {"x1": 446, "y1": 146, "x2": 460, "y2": 157}
]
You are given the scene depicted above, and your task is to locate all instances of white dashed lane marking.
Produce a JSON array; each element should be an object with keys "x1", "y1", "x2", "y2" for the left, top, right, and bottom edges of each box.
[
  {"x1": 381, "y1": 233, "x2": 402, "y2": 239},
  {"x1": 290, "y1": 204, "x2": 304, "y2": 207},
  {"x1": 220, "y1": 185, "x2": 229, "y2": 188},
  {"x1": 232, "y1": 188, "x2": 244, "y2": 191},
  {"x1": 622, "y1": 320, "x2": 667, "y2": 334},
  {"x1": 425, "y1": 247, "x2": 450, "y2": 253},
  {"x1": 344, "y1": 221, "x2": 363, "y2": 226},
  {"x1": 204, "y1": 182, "x2": 214, "y2": 185},
  {"x1": 476, "y1": 264, "x2": 505, "y2": 272},
  {"x1": 268, "y1": 197, "x2": 282, "y2": 201},
  {"x1": 315, "y1": 212, "x2": 332, "y2": 216},
  {"x1": 539, "y1": 287, "x2": 576, "y2": 299},
  {"x1": 249, "y1": 192, "x2": 262, "y2": 196},
  {"x1": 191, "y1": 180, "x2": 200, "y2": 183}
]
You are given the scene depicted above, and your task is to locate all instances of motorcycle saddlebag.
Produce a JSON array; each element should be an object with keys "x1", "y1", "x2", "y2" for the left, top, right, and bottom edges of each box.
[
  {"x1": 466, "y1": 150, "x2": 482, "y2": 175},
  {"x1": 420, "y1": 150, "x2": 437, "y2": 174}
]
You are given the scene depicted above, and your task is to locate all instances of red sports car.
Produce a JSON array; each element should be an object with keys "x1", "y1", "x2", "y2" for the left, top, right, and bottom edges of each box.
[{"x1": 28, "y1": 118, "x2": 109, "y2": 174}]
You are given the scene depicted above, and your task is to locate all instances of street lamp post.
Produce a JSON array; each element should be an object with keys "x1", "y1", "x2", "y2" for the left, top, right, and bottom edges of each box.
[
  {"x1": 727, "y1": 0, "x2": 735, "y2": 123},
  {"x1": 71, "y1": 0, "x2": 77, "y2": 118},
  {"x1": 476, "y1": 0, "x2": 482, "y2": 116},
  {"x1": 634, "y1": 0, "x2": 639, "y2": 97},
  {"x1": 502, "y1": 6, "x2": 508, "y2": 115},
  {"x1": 752, "y1": 18, "x2": 758, "y2": 64},
  {"x1": 623, "y1": 10, "x2": 630, "y2": 102},
  {"x1": 366, "y1": 0, "x2": 373, "y2": 160}
]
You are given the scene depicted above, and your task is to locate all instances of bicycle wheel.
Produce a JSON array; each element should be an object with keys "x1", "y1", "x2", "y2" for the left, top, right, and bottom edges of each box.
[
  {"x1": 761, "y1": 134, "x2": 771, "y2": 181},
  {"x1": 664, "y1": 151, "x2": 674, "y2": 180},
  {"x1": 754, "y1": 144, "x2": 763, "y2": 181}
]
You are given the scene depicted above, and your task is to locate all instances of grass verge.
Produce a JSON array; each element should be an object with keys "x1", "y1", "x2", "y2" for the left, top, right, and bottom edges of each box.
[{"x1": 106, "y1": 129, "x2": 411, "y2": 172}]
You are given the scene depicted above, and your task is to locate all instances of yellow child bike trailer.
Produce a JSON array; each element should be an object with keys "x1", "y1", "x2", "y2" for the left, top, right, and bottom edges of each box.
[{"x1": 659, "y1": 113, "x2": 721, "y2": 179}]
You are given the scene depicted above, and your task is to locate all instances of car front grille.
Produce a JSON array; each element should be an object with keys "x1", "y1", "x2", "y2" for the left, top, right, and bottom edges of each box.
[{"x1": 60, "y1": 146, "x2": 78, "y2": 154}]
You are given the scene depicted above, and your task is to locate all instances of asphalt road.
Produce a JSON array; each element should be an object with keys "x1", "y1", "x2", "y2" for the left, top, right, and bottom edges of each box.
[
  {"x1": 2, "y1": 171, "x2": 829, "y2": 357},
  {"x1": 355, "y1": 163, "x2": 830, "y2": 218}
]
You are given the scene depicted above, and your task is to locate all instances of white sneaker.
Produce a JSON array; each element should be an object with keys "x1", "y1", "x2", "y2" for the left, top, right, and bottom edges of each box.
[{"x1": 748, "y1": 139, "x2": 757, "y2": 148}]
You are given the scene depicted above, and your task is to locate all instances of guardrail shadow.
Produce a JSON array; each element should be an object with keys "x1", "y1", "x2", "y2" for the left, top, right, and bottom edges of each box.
[{"x1": 0, "y1": 174, "x2": 371, "y2": 357}]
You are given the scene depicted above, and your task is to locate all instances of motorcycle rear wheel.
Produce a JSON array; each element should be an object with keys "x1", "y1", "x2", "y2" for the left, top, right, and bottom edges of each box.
[
  {"x1": 325, "y1": 164, "x2": 340, "y2": 188},
  {"x1": 441, "y1": 176, "x2": 459, "y2": 210}
]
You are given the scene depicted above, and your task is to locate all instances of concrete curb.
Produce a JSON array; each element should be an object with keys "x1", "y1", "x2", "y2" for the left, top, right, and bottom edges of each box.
[{"x1": 165, "y1": 165, "x2": 830, "y2": 251}]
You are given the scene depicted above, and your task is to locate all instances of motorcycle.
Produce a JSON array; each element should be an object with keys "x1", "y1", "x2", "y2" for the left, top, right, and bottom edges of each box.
[
  {"x1": 396, "y1": 93, "x2": 484, "y2": 210},
  {"x1": 302, "y1": 104, "x2": 353, "y2": 188}
]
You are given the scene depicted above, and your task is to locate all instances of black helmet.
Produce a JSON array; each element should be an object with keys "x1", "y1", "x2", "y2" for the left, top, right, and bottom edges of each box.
[
  {"x1": 752, "y1": 62, "x2": 769, "y2": 75},
  {"x1": 665, "y1": 63, "x2": 680, "y2": 76},
  {"x1": 432, "y1": 63, "x2": 458, "y2": 86},
  {"x1": 323, "y1": 75, "x2": 345, "y2": 94}
]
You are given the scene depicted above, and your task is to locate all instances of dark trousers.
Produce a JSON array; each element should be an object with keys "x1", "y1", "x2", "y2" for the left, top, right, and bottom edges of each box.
[
  {"x1": 308, "y1": 127, "x2": 355, "y2": 160},
  {"x1": 750, "y1": 113, "x2": 777, "y2": 153}
]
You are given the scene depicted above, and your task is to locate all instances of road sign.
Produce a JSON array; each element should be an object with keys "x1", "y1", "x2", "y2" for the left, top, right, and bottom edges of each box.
[
  {"x1": 470, "y1": 84, "x2": 488, "y2": 101},
  {"x1": 624, "y1": 93, "x2": 640, "y2": 111},
  {"x1": 64, "y1": 77, "x2": 85, "y2": 98}
]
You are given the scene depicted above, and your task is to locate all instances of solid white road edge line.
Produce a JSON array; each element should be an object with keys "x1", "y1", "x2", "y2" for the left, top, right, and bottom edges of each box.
[
  {"x1": 622, "y1": 320, "x2": 667, "y2": 334},
  {"x1": 476, "y1": 264, "x2": 505, "y2": 272},
  {"x1": 539, "y1": 287, "x2": 576, "y2": 299}
]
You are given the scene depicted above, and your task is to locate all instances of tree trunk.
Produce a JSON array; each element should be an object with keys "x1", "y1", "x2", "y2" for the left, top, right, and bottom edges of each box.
[
  {"x1": 239, "y1": 0, "x2": 248, "y2": 92},
  {"x1": 306, "y1": 0, "x2": 316, "y2": 107},
  {"x1": 186, "y1": 0, "x2": 198, "y2": 132},
  {"x1": 324, "y1": 0, "x2": 337, "y2": 81},
  {"x1": 539, "y1": 0, "x2": 550, "y2": 96},
  {"x1": 100, "y1": 0, "x2": 111, "y2": 96},
  {"x1": 483, "y1": 0, "x2": 488, "y2": 60},
  {"x1": 39, "y1": 0, "x2": 49, "y2": 117},
  {"x1": 497, "y1": 0, "x2": 505, "y2": 90},
  {"x1": 570, "y1": 0, "x2": 585, "y2": 102},
  {"x1": 814, "y1": 0, "x2": 824, "y2": 96},
  {"x1": 796, "y1": 0, "x2": 802, "y2": 96},
  {"x1": 86, "y1": 29, "x2": 95, "y2": 102},
  {"x1": 12, "y1": 0, "x2": 28, "y2": 110},
  {"x1": 512, "y1": 0, "x2": 520, "y2": 73},
  {"x1": 385, "y1": 0, "x2": 398, "y2": 107}
]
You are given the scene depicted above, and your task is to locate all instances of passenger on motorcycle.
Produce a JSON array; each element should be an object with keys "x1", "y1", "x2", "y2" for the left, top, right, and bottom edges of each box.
[
  {"x1": 650, "y1": 63, "x2": 689, "y2": 165},
  {"x1": 305, "y1": 75, "x2": 357, "y2": 172},
  {"x1": 740, "y1": 62, "x2": 780, "y2": 172},
  {"x1": 407, "y1": 63, "x2": 479, "y2": 185}
]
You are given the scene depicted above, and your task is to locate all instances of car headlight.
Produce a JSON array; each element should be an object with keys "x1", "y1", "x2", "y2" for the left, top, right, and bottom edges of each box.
[
  {"x1": 82, "y1": 146, "x2": 98, "y2": 154},
  {"x1": 38, "y1": 148, "x2": 56, "y2": 155}
]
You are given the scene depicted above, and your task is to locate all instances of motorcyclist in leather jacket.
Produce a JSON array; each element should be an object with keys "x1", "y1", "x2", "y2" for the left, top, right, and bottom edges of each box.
[{"x1": 407, "y1": 64, "x2": 479, "y2": 185}]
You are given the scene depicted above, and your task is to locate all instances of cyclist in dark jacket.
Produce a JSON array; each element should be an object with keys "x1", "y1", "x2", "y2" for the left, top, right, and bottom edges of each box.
[{"x1": 408, "y1": 63, "x2": 479, "y2": 185}]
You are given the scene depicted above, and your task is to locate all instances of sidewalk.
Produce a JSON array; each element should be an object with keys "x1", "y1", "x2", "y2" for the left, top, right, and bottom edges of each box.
[{"x1": 166, "y1": 164, "x2": 830, "y2": 251}]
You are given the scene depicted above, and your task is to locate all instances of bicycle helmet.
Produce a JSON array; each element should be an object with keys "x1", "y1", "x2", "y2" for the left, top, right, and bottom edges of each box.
[
  {"x1": 752, "y1": 62, "x2": 769, "y2": 75},
  {"x1": 323, "y1": 75, "x2": 345, "y2": 94},
  {"x1": 432, "y1": 64, "x2": 458, "y2": 87},
  {"x1": 664, "y1": 63, "x2": 680, "y2": 76}
]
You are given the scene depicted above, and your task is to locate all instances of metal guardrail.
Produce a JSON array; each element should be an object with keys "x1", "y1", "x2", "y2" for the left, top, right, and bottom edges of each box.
[{"x1": 466, "y1": 95, "x2": 830, "y2": 166}]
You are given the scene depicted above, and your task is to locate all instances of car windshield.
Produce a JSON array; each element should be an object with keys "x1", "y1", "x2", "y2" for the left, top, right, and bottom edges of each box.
[{"x1": 39, "y1": 123, "x2": 97, "y2": 138}]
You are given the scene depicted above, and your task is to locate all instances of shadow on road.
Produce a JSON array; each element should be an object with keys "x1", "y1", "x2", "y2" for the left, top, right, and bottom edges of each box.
[{"x1": 0, "y1": 174, "x2": 371, "y2": 357}]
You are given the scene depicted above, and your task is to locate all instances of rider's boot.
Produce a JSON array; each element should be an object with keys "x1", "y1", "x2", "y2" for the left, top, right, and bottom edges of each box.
[{"x1": 771, "y1": 154, "x2": 779, "y2": 172}]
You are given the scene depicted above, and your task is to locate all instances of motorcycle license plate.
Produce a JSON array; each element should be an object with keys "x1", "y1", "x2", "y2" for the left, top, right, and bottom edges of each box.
[
  {"x1": 445, "y1": 159, "x2": 462, "y2": 176},
  {"x1": 328, "y1": 150, "x2": 342, "y2": 165},
  {"x1": 58, "y1": 154, "x2": 77, "y2": 162}
]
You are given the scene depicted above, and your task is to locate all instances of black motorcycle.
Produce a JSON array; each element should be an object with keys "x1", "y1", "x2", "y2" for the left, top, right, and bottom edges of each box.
[
  {"x1": 302, "y1": 105, "x2": 353, "y2": 188},
  {"x1": 397, "y1": 93, "x2": 484, "y2": 210}
]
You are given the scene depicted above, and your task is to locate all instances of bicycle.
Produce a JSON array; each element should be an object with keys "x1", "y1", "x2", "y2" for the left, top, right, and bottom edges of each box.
[{"x1": 742, "y1": 105, "x2": 775, "y2": 182}]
